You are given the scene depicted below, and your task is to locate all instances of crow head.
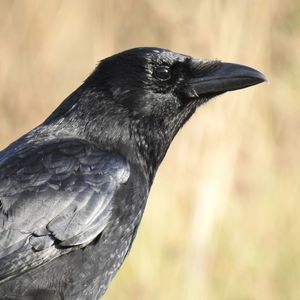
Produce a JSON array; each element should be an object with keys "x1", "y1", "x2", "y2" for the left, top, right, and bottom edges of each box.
[
  {"x1": 84, "y1": 47, "x2": 266, "y2": 171},
  {"x1": 87, "y1": 47, "x2": 265, "y2": 123}
]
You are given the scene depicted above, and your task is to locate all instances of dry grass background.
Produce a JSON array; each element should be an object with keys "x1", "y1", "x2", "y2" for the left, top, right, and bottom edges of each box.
[{"x1": 0, "y1": 0, "x2": 300, "y2": 299}]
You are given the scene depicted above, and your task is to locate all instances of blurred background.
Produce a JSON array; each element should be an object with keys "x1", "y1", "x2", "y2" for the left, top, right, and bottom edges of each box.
[{"x1": 0, "y1": 0, "x2": 300, "y2": 299}]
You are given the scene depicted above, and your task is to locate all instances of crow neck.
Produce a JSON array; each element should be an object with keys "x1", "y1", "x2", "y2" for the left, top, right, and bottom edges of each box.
[{"x1": 131, "y1": 101, "x2": 197, "y2": 183}]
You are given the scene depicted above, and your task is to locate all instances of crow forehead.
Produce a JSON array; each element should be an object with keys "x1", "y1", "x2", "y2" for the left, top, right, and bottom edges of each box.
[
  {"x1": 144, "y1": 49, "x2": 190, "y2": 65},
  {"x1": 117, "y1": 47, "x2": 190, "y2": 65}
]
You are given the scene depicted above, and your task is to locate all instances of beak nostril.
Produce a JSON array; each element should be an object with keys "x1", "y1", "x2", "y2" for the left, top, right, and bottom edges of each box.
[{"x1": 189, "y1": 59, "x2": 222, "y2": 76}]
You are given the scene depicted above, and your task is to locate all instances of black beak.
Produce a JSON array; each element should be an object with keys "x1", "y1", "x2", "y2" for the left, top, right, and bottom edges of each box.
[{"x1": 184, "y1": 61, "x2": 267, "y2": 99}]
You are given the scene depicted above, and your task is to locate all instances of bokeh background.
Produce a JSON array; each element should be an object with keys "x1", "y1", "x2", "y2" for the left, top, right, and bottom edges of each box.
[{"x1": 0, "y1": 0, "x2": 300, "y2": 299}]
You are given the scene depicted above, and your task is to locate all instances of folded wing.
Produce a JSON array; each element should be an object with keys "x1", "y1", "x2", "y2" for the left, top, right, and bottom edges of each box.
[{"x1": 0, "y1": 139, "x2": 130, "y2": 282}]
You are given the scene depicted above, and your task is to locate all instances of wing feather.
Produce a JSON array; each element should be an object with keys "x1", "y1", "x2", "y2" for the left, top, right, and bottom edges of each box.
[{"x1": 0, "y1": 138, "x2": 130, "y2": 281}]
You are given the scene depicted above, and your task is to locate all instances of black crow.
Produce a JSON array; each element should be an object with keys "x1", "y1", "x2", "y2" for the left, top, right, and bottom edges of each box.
[{"x1": 0, "y1": 47, "x2": 266, "y2": 299}]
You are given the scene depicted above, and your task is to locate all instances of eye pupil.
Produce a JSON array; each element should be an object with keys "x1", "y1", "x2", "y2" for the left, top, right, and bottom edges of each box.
[{"x1": 154, "y1": 66, "x2": 171, "y2": 80}]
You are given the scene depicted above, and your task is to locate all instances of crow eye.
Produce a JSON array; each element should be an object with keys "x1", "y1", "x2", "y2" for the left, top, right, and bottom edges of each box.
[{"x1": 154, "y1": 65, "x2": 171, "y2": 81}]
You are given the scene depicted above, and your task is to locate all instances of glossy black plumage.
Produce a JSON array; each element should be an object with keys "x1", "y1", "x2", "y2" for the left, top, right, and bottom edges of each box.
[{"x1": 0, "y1": 47, "x2": 266, "y2": 299}]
